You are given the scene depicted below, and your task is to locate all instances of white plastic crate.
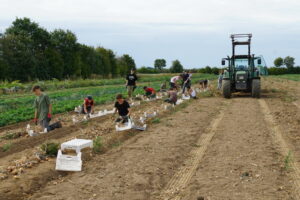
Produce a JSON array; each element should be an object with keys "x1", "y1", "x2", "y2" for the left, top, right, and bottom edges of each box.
[
  {"x1": 133, "y1": 124, "x2": 147, "y2": 131},
  {"x1": 74, "y1": 106, "x2": 82, "y2": 113},
  {"x1": 55, "y1": 150, "x2": 82, "y2": 171},
  {"x1": 139, "y1": 116, "x2": 146, "y2": 124},
  {"x1": 26, "y1": 124, "x2": 47, "y2": 137},
  {"x1": 61, "y1": 139, "x2": 93, "y2": 153},
  {"x1": 144, "y1": 111, "x2": 157, "y2": 118},
  {"x1": 176, "y1": 99, "x2": 184, "y2": 105},
  {"x1": 116, "y1": 119, "x2": 133, "y2": 131},
  {"x1": 130, "y1": 101, "x2": 141, "y2": 107},
  {"x1": 182, "y1": 94, "x2": 191, "y2": 100},
  {"x1": 105, "y1": 108, "x2": 115, "y2": 114},
  {"x1": 89, "y1": 111, "x2": 106, "y2": 119},
  {"x1": 28, "y1": 130, "x2": 38, "y2": 137}
]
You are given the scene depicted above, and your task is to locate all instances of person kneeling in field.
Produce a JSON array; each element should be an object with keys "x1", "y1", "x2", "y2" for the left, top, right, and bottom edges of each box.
[
  {"x1": 143, "y1": 86, "x2": 156, "y2": 98},
  {"x1": 164, "y1": 87, "x2": 178, "y2": 105},
  {"x1": 198, "y1": 79, "x2": 209, "y2": 91},
  {"x1": 32, "y1": 86, "x2": 62, "y2": 132},
  {"x1": 81, "y1": 95, "x2": 95, "y2": 114},
  {"x1": 188, "y1": 87, "x2": 197, "y2": 99},
  {"x1": 114, "y1": 94, "x2": 131, "y2": 123},
  {"x1": 160, "y1": 81, "x2": 167, "y2": 92}
]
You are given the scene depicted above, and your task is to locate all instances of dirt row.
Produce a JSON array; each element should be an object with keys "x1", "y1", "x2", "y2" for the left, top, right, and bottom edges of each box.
[
  {"x1": 28, "y1": 79, "x2": 300, "y2": 199},
  {"x1": 1, "y1": 78, "x2": 300, "y2": 200},
  {"x1": 0, "y1": 94, "x2": 199, "y2": 200},
  {"x1": 27, "y1": 97, "x2": 225, "y2": 200},
  {"x1": 175, "y1": 79, "x2": 300, "y2": 200}
]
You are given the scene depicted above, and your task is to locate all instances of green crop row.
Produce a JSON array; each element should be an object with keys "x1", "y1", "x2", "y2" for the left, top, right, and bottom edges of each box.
[
  {"x1": 0, "y1": 74, "x2": 217, "y2": 127},
  {"x1": 0, "y1": 73, "x2": 216, "y2": 98},
  {"x1": 0, "y1": 83, "x2": 161, "y2": 127}
]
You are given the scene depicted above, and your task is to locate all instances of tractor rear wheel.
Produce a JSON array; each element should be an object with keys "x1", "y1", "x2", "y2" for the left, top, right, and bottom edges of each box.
[
  {"x1": 251, "y1": 79, "x2": 260, "y2": 98},
  {"x1": 222, "y1": 80, "x2": 231, "y2": 98}
]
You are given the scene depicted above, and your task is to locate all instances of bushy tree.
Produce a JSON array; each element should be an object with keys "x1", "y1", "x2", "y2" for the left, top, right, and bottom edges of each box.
[
  {"x1": 0, "y1": 17, "x2": 136, "y2": 81},
  {"x1": 137, "y1": 66, "x2": 158, "y2": 74},
  {"x1": 3, "y1": 18, "x2": 52, "y2": 81},
  {"x1": 170, "y1": 60, "x2": 183, "y2": 73},
  {"x1": 154, "y1": 59, "x2": 166, "y2": 71},
  {"x1": 283, "y1": 56, "x2": 295, "y2": 69},
  {"x1": 117, "y1": 54, "x2": 136, "y2": 76},
  {"x1": 51, "y1": 29, "x2": 80, "y2": 78},
  {"x1": 274, "y1": 57, "x2": 283, "y2": 67}
]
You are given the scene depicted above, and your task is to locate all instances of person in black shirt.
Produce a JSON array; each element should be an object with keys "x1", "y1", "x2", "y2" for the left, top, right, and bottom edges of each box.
[
  {"x1": 126, "y1": 69, "x2": 138, "y2": 99},
  {"x1": 114, "y1": 94, "x2": 131, "y2": 123},
  {"x1": 181, "y1": 71, "x2": 192, "y2": 94}
]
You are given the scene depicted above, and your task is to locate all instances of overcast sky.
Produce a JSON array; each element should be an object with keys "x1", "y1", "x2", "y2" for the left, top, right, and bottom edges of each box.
[{"x1": 0, "y1": 0, "x2": 300, "y2": 68}]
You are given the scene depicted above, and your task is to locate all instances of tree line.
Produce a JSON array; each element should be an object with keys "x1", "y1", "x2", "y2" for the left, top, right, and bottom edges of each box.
[
  {"x1": 0, "y1": 18, "x2": 136, "y2": 82},
  {"x1": 1, "y1": 18, "x2": 297, "y2": 81},
  {"x1": 268, "y1": 56, "x2": 300, "y2": 75},
  {"x1": 138, "y1": 61, "x2": 220, "y2": 75}
]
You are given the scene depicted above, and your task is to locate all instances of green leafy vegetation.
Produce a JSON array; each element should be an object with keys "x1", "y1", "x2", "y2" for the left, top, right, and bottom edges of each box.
[
  {"x1": 0, "y1": 132, "x2": 21, "y2": 141},
  {"x1": 2, "y1": 143, "x2": 12, "y2": 152},
  {"x1": 0, "y1": 74, "x2": 215, "y2": 127},
  {"x1": 93, "y1": 136, "x2": 103, "y2": 153},
  {"x1": 112, "y1": 141, "x2": 122, "y2": 148},
  {"x1": 284, "y1": 150, "x2": 293, "y2": 170},
  {"x1": 41, "y1": 142, "x2": 60, "y2": 156},
  {"x1": 151, "y1": 118, "x2": 161, "y2": 124},
  {"x1": 199, "y1": 90, "x2": 214, "y2": 97}
]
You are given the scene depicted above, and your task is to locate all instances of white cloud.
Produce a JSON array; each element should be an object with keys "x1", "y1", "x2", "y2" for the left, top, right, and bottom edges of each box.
[
  {"x1": 1, "y1": 0, "x2": 300, "y2": 26},
  {"x1": 0, "y1": 0, "x2": 300, "y2": 67}
]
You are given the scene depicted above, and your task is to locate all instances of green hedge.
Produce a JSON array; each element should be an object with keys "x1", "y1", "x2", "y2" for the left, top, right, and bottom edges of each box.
[{"x1": 268, "y1": 67, "x2": 300, "y2": 75}]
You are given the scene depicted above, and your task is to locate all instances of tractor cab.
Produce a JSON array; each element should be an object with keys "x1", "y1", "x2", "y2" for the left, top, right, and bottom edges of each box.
[{"x1": 221, "y1": 34, "x2": 261, "y2": 98}]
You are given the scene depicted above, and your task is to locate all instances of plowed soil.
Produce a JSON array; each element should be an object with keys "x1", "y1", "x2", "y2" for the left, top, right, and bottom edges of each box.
[{"x1": 1, "y1": 78, "x2": 300, "y2": 200}]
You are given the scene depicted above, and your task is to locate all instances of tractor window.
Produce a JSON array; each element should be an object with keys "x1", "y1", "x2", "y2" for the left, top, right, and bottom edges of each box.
[
  {"x1": 255, "y1": 56, "x2": 267, "y2": 67},
  {"x1": 234, "y1": 59, "x2": 248, "y2": 70}
]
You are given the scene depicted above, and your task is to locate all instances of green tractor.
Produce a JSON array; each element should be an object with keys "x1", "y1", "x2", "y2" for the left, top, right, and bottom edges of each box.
[{"x1": 221, "y1": 34, "x2": 261, "y2": 98}]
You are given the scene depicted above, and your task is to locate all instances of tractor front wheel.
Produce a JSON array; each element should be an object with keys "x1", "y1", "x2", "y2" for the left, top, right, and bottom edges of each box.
[
  {"x1": 222, "y1": 80, "x2": 231, "y2": 98},
  {"x1": 252, "y1": 79, "x2": 261, "y2": 98}
]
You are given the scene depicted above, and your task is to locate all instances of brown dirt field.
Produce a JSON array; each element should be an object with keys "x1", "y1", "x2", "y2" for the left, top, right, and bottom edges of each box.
[
  {"x1": 0, "y1": 99, "x2": 169, "y2": 199},
  {"x1": 178, "y1": 98, "x2": 294, "y2": 200},
  {"x1": 27, "y1": 98, "x2": 225, "y2": 200},
  {"x1": 0, "y1": 78, "x2": 300, "y2": 200}
]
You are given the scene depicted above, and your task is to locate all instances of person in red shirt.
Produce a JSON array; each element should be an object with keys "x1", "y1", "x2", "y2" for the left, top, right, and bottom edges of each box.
[
  {"x1": 143, "y1": 86, "x2": 156, "y2": 98},
  {"x1": 81, "y1": 95, "x2": 95, "y2": 114}
]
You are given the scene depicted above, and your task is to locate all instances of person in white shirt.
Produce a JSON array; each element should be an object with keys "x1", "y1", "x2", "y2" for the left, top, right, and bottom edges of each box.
[
  {"x1": 188, "y1": 87, "x2": 197, "y2": 99},
  {"x1": 170, "y1": 75, "x2": 182, "y2": 90}
]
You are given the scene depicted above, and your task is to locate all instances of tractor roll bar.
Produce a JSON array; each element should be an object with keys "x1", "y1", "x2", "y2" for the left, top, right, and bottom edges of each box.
[{"x1": 231, "y1": 33, "x2": 252, "y2": 65}]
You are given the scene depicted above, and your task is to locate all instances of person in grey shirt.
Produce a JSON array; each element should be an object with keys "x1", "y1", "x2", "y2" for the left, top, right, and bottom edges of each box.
[{"x1": 32, "y1": 85, "x2": 61, "y2": 131}]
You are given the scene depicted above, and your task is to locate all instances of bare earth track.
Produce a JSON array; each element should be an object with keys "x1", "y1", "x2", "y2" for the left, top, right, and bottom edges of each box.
[{"x1": 1, "y1": 78, "x2": 300, "y2": 200}]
